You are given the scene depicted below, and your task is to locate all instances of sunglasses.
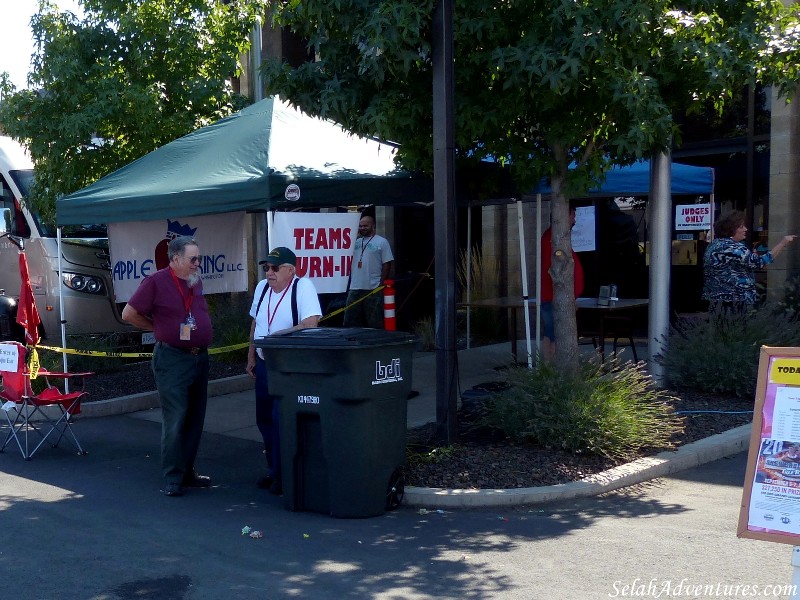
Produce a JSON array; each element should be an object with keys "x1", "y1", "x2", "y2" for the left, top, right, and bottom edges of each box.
[
  {"x1": 186, "y1": 256, "x2": 201, "y2": 264},
  {"x1": 262, "y1": 264, "x2": 285, "y2": 273}
]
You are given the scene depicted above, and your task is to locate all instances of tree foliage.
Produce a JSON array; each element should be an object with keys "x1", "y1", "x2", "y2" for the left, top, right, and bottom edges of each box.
[
  {"x1": 262, "y1": 0, "x2": 800, "y2": 371},
  {"x1": 0, "y1": 0, "x2": 266, "y2": 223}
]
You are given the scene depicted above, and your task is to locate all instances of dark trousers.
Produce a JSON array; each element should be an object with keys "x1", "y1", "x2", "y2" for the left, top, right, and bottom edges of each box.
[
  {"x1": 152, "y1": 343, "x2": 210, "y2": 484},
  {"x1": 254, "y1": 356, "x2": 281, "y2": 482},
  {"x1": 343, "y1": 288, "x2": 384, "y2": 329}
]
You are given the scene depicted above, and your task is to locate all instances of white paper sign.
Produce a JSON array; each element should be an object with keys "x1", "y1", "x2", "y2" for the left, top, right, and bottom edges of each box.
[
  {"x1": 108, "y1": 213, "x2": 248, "y2": 303},
  {"x1": 0, "y1": 343, "x2": 19, "y2": 373},
  {"x1": 675, "y1": 203, "x2": 711, "y2": 230},
  {"x1": 269, "y1": 212, "x2": 360, "y2": 294},
  {"x1": 572, "y1": 206, "x2": 596, "y2": 252}
]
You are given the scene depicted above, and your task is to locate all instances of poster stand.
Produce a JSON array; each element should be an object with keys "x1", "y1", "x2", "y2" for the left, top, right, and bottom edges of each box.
[
  {"x1": 738, "y1": 347, "x2": 800, "y2": 598},
  {"x1": 738, "y1": 346, "x2": 800, "y2": 545}
]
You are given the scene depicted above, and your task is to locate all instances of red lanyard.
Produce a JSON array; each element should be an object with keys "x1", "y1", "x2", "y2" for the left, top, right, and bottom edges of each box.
[
  {"x1": 267, "y1": 280, "x2": 292, "y2": 333},
  {"x1": 169, "y1": 268, "x2": 194, "y2": 315}
]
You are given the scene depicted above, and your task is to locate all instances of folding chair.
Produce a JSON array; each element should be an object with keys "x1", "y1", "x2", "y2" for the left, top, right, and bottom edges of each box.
[{"x1": 0, "y1": 341, "x2": 92, "y2": 459}]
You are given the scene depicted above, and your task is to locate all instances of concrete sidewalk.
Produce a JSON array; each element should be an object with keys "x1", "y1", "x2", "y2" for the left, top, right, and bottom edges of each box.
[{"x1": 78, "y1": 340, "x2": 751, "y2": 508}]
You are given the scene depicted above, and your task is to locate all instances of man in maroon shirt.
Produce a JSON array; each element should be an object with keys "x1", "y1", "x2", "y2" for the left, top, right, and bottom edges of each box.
[{"x1": 122, "y1": 236, "x2": 213, "y2": 497}]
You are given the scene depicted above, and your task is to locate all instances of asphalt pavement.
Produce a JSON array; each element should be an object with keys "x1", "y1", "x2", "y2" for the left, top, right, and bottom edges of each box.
[
  {"x1": 0, "y1": 429, "x2": 793, "y2": 599},
  {"x1": 72, "y1": 339, "x2": 753, "y2": 508},
  {"x1": 0, "y1": 340, "x2": 789, "y2": 599}
]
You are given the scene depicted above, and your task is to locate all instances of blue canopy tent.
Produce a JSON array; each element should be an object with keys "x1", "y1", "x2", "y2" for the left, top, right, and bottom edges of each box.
[
  {"x1": 527, "y1": 159, "x2": 714, "y2": 197},
  {"x1": 465, "y1": 159, "x2": 715, "y2": 366}
]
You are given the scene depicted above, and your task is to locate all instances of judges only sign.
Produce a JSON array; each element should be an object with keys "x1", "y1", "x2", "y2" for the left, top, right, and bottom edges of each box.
[{"x1": 675, "y1": 203, "x2": 711, "y2": 230}]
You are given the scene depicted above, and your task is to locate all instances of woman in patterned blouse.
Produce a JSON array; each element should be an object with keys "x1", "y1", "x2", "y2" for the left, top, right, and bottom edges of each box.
[{"x1": 702, "y1": 210, "x2": 796, "y2": 315}]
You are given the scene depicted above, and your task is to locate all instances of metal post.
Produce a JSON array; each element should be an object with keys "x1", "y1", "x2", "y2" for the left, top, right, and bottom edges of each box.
[
  {"x1": 432, "y1": 0, "x2": 458, "y2": 442},
  {"x1": 517, "y1": 200, "x2": 533, "y2": 368},
  {"x1": 57, "y1": 227, "x2": 69, "y2": 389},
  {"x1": 535, "y1": 194, "x2": 542, "y2": 358},
  {"x1": 791, "y1": 547, "x2": 800, "y2": 598},
  {"x1": 466, "y1": 206, "x2": 471, "y2": 349},
  {"x1": 649, "y1": 151, "x2": 672, "y2": 384}
]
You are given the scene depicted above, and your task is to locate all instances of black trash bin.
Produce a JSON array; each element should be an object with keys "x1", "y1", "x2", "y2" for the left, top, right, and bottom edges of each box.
[{"x1": 255, "y1": 327, "x2": 414, "y2": 518}]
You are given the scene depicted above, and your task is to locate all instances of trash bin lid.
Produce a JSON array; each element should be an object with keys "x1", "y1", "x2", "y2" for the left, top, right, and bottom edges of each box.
[{"x1": 254, "y1": 327, "x2": 415, "y2": 349}]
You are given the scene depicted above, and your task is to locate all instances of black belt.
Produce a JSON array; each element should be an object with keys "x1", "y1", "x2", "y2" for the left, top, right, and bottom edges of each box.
[{"x1": 158, "y1": 342, "x2": 207, "y2": 356}]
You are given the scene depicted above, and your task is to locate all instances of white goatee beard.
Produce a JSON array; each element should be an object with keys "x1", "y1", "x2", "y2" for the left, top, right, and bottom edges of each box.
[{"x1": 187, "y1": 273, "x2": 201, "y2": 287}]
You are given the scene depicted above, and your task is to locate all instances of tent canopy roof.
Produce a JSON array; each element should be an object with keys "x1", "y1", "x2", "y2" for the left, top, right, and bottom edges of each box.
[
  {"x1": 527, "y1": 160, "x2": 714, "y2": 198},
  {"x1": 57, "y1": 97, "x2": 432, "y2": 225}
]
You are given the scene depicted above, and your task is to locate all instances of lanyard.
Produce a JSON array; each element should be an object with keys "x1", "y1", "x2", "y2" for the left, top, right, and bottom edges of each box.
[
  {"x1": 169, "y1": 268, "x2": 194, "y2": 315},
  {"x1": 267, "y1": 280, "x2": 292, "y2": 334},
  {"x1": 358, "y1": 235, "x2": 375, "y2": 263}
]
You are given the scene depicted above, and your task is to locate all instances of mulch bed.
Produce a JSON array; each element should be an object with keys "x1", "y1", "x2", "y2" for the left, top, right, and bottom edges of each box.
[{"x1": 403, "y1": 387, "x2": 755, "y2": 490}]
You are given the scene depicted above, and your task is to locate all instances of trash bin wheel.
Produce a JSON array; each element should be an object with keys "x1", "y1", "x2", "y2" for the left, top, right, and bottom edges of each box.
[{"x1": 386, "y1": 467, "x2": 405, "y2": 511}]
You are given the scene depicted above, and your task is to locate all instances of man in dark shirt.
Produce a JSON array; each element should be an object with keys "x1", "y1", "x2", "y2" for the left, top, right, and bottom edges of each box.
[{"x1": 122, "y1": 236, "x2": 213, "y2": 497}]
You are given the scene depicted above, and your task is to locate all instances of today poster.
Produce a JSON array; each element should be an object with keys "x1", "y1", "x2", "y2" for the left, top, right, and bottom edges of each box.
[{"x1": 739, "y1": 349, "x2": 800, "y2": 544}]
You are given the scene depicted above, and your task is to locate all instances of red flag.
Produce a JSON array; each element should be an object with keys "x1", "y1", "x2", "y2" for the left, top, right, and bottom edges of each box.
[{"x1": 16, "y1": 251, "x2": 41, "y2": 346}]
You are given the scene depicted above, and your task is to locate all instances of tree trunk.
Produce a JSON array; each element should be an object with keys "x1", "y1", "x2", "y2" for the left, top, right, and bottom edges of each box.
[{"x1": 548, "y1": 177, "x2": 580, "y2": 373}]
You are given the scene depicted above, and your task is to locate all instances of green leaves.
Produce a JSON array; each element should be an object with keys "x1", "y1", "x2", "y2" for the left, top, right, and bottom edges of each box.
[{"x1": 0, "y1": 0, "x2": 265, "y2": 223}]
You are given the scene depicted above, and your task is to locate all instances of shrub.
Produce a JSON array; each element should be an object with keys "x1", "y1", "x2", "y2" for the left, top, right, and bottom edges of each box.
[
  {"x1": 206, "y1": 291, "x2": 251, "y2": 363},
  {"x1": 658, "y1": 306, "x2": 800, "y2": 397},
  {"x1": 482, "y1": 358, "x2": 683, "y2": 460}
]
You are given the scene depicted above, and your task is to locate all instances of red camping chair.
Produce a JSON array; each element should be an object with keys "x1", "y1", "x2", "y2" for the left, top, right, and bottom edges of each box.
[{"x1": 0, "y1": 341, "x2": 93, "y2": 460}]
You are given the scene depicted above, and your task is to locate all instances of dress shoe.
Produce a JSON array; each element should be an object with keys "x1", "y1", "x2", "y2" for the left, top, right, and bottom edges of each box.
[
  {"x1": 182, "y1": 472, "x2": 212, "y2": 488},
  {"x1": 268, "y1": 480, "x2": 283, "y2": 496},
  {"x1": 256, "y1": 475, "x2": 274, "y2": 490},
  {"x1": 163, "y1": 483, "x2": 185, "y2": 497}
]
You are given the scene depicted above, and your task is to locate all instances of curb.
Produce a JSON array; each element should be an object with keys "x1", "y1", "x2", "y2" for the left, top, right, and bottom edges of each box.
[
  {"x1": 403, "y1": 424, "x2": 752, "y2": 508},
  {"x1": 80, "y1": 374, "x2": 255, "y2": 418}
]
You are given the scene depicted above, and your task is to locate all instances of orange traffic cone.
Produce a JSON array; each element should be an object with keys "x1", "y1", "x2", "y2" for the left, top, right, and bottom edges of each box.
[{"x1": 383, "y1": 279, "x2": 396, "y2": 331}]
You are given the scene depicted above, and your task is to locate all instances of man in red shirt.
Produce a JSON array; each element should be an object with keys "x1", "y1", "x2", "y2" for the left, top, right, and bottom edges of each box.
[
  {"x1": 540, "y1": 207, "x2": 584, "y2": 362},
  {"x1": 122, "y1": 236, "x2": 213, "y2": 497}
]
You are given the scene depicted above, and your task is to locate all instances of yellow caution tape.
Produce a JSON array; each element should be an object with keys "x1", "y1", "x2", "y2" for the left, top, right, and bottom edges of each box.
[
  {"x1": 320, "y1": 285, "x2": 384, "y2": 322},
  {"x1": 34, "y1": 341, "x2": 250, "y2": 359},
  {"x1": 32, "y1": 287, "x2": 389, "y2": 358},
  {"x1": 28, "y1": 347, "x2": 40, "y2": 380}
]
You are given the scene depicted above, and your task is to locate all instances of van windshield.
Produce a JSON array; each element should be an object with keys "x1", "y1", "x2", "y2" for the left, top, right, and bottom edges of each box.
[
  {"x1": 9, "y1": 169, "x2": 33, "y2": 197},
  {"x1": 10, "y1": 168, "x2": 108, "y2": 239}
]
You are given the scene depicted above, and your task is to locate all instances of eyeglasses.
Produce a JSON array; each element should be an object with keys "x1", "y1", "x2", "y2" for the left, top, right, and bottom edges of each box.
[
  {"x1": 186, "y1": 256, "x2": 201, "y2": 264},
  {"x1": 262, "y1": 264, "x2": 285, "y2": 273}
]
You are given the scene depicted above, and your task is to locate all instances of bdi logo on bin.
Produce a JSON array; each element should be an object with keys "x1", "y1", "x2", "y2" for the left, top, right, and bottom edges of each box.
[{"x1": 373, "y1": 358, "x2": 403, "y2": 385}]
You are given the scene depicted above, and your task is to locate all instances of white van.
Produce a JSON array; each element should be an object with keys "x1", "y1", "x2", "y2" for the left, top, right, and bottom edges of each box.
[{"x1": 0, "y1": 136, "x2": 132, "y2": 339}]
